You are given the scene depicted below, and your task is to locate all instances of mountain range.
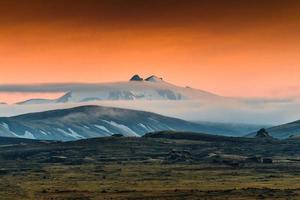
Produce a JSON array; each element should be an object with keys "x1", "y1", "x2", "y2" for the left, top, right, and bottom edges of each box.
[
  {"x1": 2, "y1": 75, "x2": 300, "y2": 126},
  {"x1": 1, "y1": 103, "x2": 299, "y2": 140},
  {"x1": 16, "y1": 75, "x2": 220, "y2": 105}
]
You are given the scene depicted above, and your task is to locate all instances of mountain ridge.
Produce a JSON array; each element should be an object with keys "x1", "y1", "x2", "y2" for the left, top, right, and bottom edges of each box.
[
  {"x1": 0, "y1": 105, "x2": 226, "y2": 141},
  {"x1": 0, "y1": 105, "x2": 265, "y2": 141},
  {"x1": 16, "y1": 75, "x2": 220, "y2": 105}
]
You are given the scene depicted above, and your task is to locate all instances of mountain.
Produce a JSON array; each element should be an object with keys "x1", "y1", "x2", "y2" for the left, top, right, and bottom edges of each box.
[
  {"x1": 17, "y1": 75, "x2": 220, "y2": 105},
  {"x1": 247, "y1": 120, "x2": 300, "y2": 139},
  {"x1": 7, "y1": 75, "x2": 300, "y2": 126},
  {"x1": 0, "y1": 105, "x2": 250, "y2": 141},
  {"x1": 17, "y1": 98, "x2": 54, "y2": 105}
]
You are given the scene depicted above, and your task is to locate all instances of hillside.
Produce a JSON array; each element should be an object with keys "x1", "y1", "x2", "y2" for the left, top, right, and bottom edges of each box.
[
  {"x1": 247, "y1": 119, "x2": 300, "y2": 139},
  {"x1": 0, "y1": 105, "x2": 251, "y2": 141}
]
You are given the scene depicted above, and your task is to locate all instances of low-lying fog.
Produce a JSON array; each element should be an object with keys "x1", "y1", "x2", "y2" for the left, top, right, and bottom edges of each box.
[{"x1": 1, "y1": 99, "x2": 300, "y2": 125}]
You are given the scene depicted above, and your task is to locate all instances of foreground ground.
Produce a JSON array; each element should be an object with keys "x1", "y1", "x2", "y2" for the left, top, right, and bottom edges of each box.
[{"x1": 1, "y1": 132, "x2": 300, "y2": 199}]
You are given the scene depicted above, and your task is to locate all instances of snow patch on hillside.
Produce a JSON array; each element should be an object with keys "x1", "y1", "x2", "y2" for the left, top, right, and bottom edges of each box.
[
  {"x1": 138, "y1": 123, "x2": 152, "y2": 132},
  {"x1": 57, "y1": 128, "x2": 85, "y2": 139},
  {"x1": 40, "y1": 130, "x2": 48, "y2": 135},
  {"x1": 101, "y1": 120, "x2": 139, "y2": 137},
  {"x1": 1, "y1": 123, "x2": 9, "y2": 130},
  {"x1": 24, "y1": 131, "x2": 35, "y2": 139},
  {"x1": 94, "y1": 125, "x2": 112, "y2": 136}
]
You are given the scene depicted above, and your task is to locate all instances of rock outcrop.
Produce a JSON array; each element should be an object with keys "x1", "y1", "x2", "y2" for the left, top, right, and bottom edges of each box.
[
  {"x1": 145, "y1": 75, "x2": 163, "y2": 82},
  {"x1": 130, "y1": 74, "x2": 143, "y2": 81},
  {"x1": 165, "y1": 150, "x2": 192, "y2": 163},
  {"x1": 256, "y1": 128, "x2": 271, "y2": 138}
]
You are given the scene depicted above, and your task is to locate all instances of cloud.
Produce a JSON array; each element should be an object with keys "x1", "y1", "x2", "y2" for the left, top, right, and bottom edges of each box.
[
  {"x1": 2, "y1": 99, "x2": 300, "y2": 125},
  {"x1": 0, "y1": 0, "x2": 298, "y2": 32},
  {"x1": 0, "y1": 83, "x2": 108, "y2": 93}
]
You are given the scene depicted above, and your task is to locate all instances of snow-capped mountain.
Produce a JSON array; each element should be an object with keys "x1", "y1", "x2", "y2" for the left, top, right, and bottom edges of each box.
[
  {"x1": 0, "y1": 105, "x2": 244, "y2": 141},
  {"x1": 7, "y1": 75, "x2": 298, "y2": 125},
  {"x1": 17, "y1": 75, "x2": 219, "y2": 105}
]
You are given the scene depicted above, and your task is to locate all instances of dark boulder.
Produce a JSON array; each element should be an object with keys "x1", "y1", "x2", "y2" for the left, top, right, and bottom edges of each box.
[
  {"x1": 211, "y1": 154, "x2": 245, "y2": 168},
  {"x1": 245, "y1": 156, "x2": 263, "y2": 163},
  {"x1": 262, "y1": 158, "x2": 273, "y2": 164},
  {"x1": 111, "y1": 134, "x2": 124, "y2": 137},
  {"x1": 166, "y1": 150, "x2": 192, "y2": 163}
]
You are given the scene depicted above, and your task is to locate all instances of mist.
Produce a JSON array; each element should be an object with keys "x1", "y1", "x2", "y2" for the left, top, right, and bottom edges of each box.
[{"x1": 1, "y1": 99, "x2": 300, "y2": 125}]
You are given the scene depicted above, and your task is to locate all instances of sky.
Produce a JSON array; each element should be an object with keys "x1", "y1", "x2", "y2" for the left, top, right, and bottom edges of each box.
[{"x1": 0, "y1": 0, "x2": 300, "y2": 103}]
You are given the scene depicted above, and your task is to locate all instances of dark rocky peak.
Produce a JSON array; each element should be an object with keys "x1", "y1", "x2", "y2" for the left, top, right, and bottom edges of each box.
[
  {"x1": 255, "y1": 128, "x2": 271, "y2": 138},
  {"x1": 145, "y1": 75, "x2": 163, "y2": 82},
  {"x1": 130, "y1": 74, "x2": 143, "y2": 81}
]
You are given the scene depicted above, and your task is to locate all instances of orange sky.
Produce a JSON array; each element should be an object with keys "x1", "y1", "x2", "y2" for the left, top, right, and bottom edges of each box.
[{"x1": 0, "y1": 0, "x2": 300, "y2": 103}]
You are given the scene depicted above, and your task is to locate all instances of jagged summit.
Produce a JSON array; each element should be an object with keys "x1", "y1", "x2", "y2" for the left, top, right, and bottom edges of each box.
[
  {"x1": 129, "y1": 74, "x2": 164, "y2": 83},
  {"x1": 145, "y1": 75, "x2": 164, "y2": 83},
  {"x1": 130, "y1": 74, "x2": 143, "y2": 81}
]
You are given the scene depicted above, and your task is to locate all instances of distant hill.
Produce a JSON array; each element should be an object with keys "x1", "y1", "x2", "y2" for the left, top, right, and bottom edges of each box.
[
  {"x1": 0, "y1": 105, "x2": 252, "y2": 141},
  {"x1": 144, "y1": 131, "x2": 253, "y2": 143},
  {"x1": 247, "y1": 120, "x2": 300, "y2": 139},
  {"x1": 194, "y1": 121, "x2": 267, "y2": 137},
  {"x1": 0, "y1": 136, "x2": 48, "y2": 145}
]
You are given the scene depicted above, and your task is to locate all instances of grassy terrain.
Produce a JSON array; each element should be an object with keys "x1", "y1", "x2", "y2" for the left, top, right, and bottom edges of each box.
[{"x1": 1, "y1": 133, "x2": 300, "y2": 199}]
